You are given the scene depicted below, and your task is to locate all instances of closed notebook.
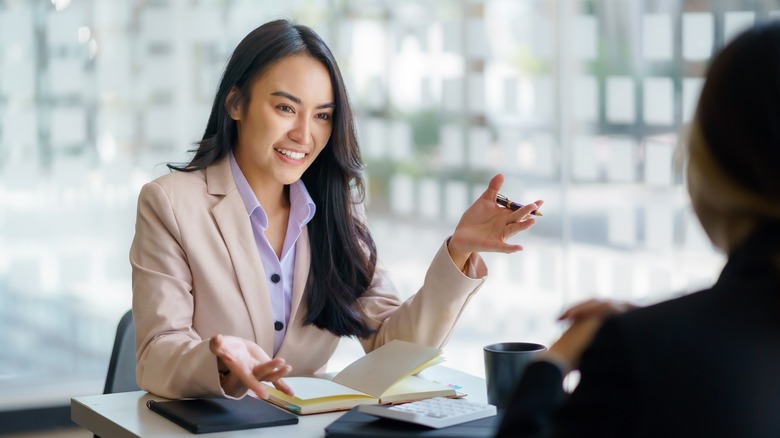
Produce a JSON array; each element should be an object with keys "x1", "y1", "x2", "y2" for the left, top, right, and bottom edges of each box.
[
  {"x1": 262, "y1": 340, "x2": 457, "y2": 415},
  {"x1": 146, "y1": 396, "x2": 298, "y2": 433}
]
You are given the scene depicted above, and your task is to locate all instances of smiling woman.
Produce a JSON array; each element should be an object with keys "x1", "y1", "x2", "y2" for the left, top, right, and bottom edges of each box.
[
  {"x1": 129, "y1": 19, "x2": 542, "y2": 401},
  {"x1": 228, "y1": 54, "x2": 335, "y2": 258}
]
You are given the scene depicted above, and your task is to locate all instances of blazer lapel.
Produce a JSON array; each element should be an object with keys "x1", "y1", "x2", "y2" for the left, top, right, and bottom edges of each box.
[{"x1": 207, "y1": 158, "x2": 275, "y2": 355}]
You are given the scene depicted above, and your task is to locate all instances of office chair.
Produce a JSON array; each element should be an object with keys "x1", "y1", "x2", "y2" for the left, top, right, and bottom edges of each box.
[
  {"x1": 94, "y1": 310, "x2": 140, "y2": 438},
  {"x1": 103, "y1": 309, "x2": 141, "y2": 394}
]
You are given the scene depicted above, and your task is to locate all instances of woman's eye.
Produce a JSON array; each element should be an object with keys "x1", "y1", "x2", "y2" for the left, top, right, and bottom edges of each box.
[
  {"x1": 316, "y1": 113, "x2": 331, "y2": 121},
  {"x1": 277, "y1": 104, "x2": 294, "y2": 113}
]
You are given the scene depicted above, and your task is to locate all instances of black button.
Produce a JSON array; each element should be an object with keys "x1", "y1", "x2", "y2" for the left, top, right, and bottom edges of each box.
[
  {"x1": 274, "y1": 321, "x2": 284, "y2": 331},
  {"x1": 270, "y1": 273, "x2": 281, "y2": 283}
]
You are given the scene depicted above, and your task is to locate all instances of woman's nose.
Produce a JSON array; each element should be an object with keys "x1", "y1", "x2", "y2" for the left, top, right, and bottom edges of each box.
[{"x1": 288, "y1": 116, "x2": 311, "y2": 145}]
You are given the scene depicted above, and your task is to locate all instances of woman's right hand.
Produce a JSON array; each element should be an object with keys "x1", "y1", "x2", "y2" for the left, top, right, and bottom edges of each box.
[
  {"x1": 547, "y1": 299, "x2": 637, "y2": 370},
  {"x1": 209, "y1": 334, "x2": 294, "y2": 399}
]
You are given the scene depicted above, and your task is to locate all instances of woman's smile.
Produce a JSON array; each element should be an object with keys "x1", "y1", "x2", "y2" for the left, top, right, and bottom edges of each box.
[{"x1": 274, "y1": 146, "x2": 306, "y2": 162}]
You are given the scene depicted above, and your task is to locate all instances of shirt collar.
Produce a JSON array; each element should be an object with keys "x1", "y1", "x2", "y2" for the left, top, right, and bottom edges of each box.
[
  {"x1": 229, "y1": 151, "x2": 316, "y2": 229},
  {"x1": 288, "y1": 175, "x2": 317, "y2": 227}
]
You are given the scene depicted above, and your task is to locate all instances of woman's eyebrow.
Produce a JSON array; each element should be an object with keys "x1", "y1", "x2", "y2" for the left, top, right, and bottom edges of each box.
[{"x1": 271, "y1": 91, "x2": 335, "y2": 109}]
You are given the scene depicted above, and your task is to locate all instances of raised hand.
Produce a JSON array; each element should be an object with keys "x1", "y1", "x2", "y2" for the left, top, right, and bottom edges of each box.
[
  {"x1": 209, "y1": 334, "x2": 294, "y2": 399},
  {"x1": 548, "y1": 299, "x2": 638, "y2": 370},
  {"x1": 557, "y1": 299, "x2": 637, "y2": 322},
  {"x1": 447, "y1": 173, "x2": 542, "y2": 270}
]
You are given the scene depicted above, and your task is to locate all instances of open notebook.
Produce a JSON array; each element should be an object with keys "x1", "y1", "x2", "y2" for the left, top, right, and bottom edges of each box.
[{"x1": 263, "y1": 340, "x2": 458, "y2": 414}]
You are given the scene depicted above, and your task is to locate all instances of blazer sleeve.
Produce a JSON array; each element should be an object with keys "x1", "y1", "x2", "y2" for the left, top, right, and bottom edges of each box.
[
  {"x1": 356, "y1": 236, "x2": 489, "y2": 352},
  {"x1": 496, "y1": 361, "x2": 568, "y2": 438},
  {"x1": 130, "y1": 181, "x2": 233, "y2": 399},
  {"x1": 497, "y1": 317, "x2": 641, "y2": 437}
]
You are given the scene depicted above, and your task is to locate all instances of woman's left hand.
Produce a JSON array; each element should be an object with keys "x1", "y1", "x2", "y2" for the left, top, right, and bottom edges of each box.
[{"x1": 447, "y1": 173, "x2": 542, "y2": 270}]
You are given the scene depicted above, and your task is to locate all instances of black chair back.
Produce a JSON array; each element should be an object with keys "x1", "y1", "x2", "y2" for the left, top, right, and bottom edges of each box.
[{"x1": 103, "y1": 309, "x2": 141, "y2": 394}]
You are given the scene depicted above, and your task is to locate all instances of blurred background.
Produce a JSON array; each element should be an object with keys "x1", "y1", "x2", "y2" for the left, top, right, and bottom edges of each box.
[{"x1": 1, "y1": 0, "x2": 776, "y2": 434}]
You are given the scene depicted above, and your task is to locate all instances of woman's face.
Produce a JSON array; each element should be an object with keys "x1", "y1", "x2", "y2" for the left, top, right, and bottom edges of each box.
[{"x1": 230, "y1": 54, "x2": 334, "y2": 190}]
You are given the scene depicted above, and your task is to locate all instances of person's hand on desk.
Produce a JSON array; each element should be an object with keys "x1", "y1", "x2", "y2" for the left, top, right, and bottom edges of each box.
[
  {"x1": 447, "y1": 173, "x2": 543, "y2": 271},
  {"x1": 545, "y1": 299, "x2": 638, "y2": 371},
  {"x1": 209, "y1": 334, "x2": 294, "y2": 399}
]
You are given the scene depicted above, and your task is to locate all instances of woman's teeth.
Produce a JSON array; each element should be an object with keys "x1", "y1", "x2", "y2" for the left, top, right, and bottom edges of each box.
[{"x1": 275, "y1": 148, "x2": 305, "y2": 160}]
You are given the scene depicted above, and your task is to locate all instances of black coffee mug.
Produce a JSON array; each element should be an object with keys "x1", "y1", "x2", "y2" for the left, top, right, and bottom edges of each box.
[{"x1": 483, "y1": 342, "x2": 547, "y2": 409}]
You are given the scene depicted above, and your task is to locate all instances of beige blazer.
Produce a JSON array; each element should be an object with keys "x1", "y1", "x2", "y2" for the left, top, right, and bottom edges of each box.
[{"x1": 130, "y1": 157, "x2": 488, "y2": 399}]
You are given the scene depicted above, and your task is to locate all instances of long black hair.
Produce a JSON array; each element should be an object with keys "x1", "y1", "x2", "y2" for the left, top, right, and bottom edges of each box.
[{"x1": 171, "y1": 19, "x2": 377, "y2": 338}]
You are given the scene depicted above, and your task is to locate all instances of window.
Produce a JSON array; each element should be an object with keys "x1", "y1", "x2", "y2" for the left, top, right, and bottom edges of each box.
[{"x1": 2, "y1": 0, "x2": 771, "y2": 415}]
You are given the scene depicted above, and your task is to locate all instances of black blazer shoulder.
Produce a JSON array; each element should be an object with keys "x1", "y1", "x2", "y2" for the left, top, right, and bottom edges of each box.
[{"x1": 497, "y1": 223, "x2": 780, "y2": 438}]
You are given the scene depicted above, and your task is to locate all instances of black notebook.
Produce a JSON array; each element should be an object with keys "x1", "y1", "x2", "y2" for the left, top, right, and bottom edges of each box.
[
  {"x1": 324, "y1": 406, "x2": 499, "y2": 438},
  {"x1": 146, "y1": 396, "x2": 298, "y2": 434}
]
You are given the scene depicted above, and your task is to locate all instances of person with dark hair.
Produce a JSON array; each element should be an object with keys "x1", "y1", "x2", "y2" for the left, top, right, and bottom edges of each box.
[
  {"x1": 496, "y1": 21, "x2": 780, "y2": 437},
  {"x1": 130, "y1": 19, "x2": 542, "y2": 400}
]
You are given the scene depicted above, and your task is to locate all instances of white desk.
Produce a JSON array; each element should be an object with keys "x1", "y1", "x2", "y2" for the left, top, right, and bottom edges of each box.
[{"x1": 71, "y1": 366, "x2": 487, "y2": 437}]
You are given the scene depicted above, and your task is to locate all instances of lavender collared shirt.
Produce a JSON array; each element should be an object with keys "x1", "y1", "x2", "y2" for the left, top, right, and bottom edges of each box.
[{"x1": 229, "y1": 152, "x2": 315, "y2": 356}]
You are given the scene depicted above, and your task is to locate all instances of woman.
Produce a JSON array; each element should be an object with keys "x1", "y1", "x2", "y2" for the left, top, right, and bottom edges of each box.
[
  {"x1": 497, "y1": 21, "x2": 780, "y2": 437},
  {"x1": 130, "y1": 19, "x2": 541, "y2": 400}
]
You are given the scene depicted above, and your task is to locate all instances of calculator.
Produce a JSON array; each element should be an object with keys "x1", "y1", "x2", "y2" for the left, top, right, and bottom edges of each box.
[{"x1": 357, "y1": 397, "x2": 497, "y2": 429}]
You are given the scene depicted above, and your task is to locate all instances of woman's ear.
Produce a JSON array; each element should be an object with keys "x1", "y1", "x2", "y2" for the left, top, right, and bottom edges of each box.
[{"x1": 225, "y1": 87, "x2": 241, "y2": 121}]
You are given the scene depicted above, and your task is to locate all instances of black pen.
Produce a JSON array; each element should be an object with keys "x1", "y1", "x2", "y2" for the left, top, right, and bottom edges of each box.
[{"x1": 496, "y1": 193, "x2": 543, "y2": 216}]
